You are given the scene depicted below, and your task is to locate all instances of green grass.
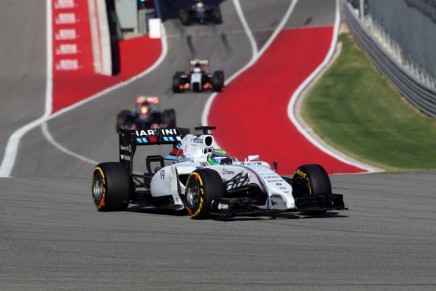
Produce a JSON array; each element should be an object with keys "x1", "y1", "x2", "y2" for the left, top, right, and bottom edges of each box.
[{"x1": 302, "y1": 33, "x2": 436, "y2": 171}]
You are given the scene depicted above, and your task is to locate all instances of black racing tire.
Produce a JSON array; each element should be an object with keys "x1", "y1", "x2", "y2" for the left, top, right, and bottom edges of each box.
[
  {"x1": 162, "y1": 109, "x2": 176, "y2": 128},
  {"x1": 92, "y1": 162, "x2": 130, "y2": 211},
  {"x1": 212, "y1": 71, "x2": 223, "y2": 92},
  {"x1": 292, "y1": 164, "x2": 331, "y2": 215},
  {"x1": 172, "y1": 72, "x2": 183, "y2": 93},
  {"x1": 216, "y1": 70, "x2": 224, "y2": 87},
  {"x1": 179, "y1": 9, "x2": 190, "y2": 25},
  {"x1": 212, "y1": 8, "x2": 222, "y2": 24},
  {"x1": 292, "y1": 164, "x2": 331, "y2": 196},
  {"x1": 116, "y1": 110, "x2": 131, "y2": 132},
  {"x1": 185, "y1": 169, "x2": 224, "y2": 219}
]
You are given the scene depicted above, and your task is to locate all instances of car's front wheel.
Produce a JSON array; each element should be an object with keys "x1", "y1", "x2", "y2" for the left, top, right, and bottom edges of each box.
[
  {"x1": 291, "y1": 164, "x2": 331, "y2": 215},
  {"x1": 185, "y1": 169, "x2": 224, "y2": 219}
]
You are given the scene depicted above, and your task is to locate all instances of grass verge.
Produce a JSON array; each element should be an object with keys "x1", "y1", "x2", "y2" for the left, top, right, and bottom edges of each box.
[{"x1": 301, "y1": 32, "x2": 436, "y2": 171}]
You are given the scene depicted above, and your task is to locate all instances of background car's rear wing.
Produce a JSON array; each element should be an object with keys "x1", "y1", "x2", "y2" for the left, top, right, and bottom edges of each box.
[
  {"x1": 189, "y1": 59, "x2": 209, "y2": 67},
  {"x1": 135, "y1": 96, "x2": 159, "y2": 104},
  {"x1": 118, "y1": 128, "x2": 189, "y2": 174}
]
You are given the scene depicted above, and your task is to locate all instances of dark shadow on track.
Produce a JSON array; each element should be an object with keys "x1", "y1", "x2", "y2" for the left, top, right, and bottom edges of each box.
[
  {"x1": 127, "y1": 205, "x2": 346, "y2": 221},
  {"x1": 128, "y1": 205, "x2": 188, "y2": 217},
  {"x1": 214, "y1": 211, "x2": 346, "y2": 221}
]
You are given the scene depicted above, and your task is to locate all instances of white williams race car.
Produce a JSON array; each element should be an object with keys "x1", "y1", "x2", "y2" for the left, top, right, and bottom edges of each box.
[{"x1": 91, "y1": 127, "x2": 346, "y2": 219}]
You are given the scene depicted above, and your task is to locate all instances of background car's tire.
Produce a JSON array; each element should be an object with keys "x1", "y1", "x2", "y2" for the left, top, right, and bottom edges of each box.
[
  {"x1": 216, "y1": 70, "x2": 224, "y2": 87},
  {"x1": 185, "y1": 169, "x2": 224, "y2": 219},
  {"x1": 212, "y1": 8, "x2": 222, "y2": 23},
  {"x1": 92, "y1": 162, "x2": 130, "y2": 211},
  {"x1": 179, "y1": 9, "x2": 190, "y2": 25},
  {"x1": 192, "y1": 82, "x2": 201, "y2": 92},
  {"x1": 162, "y1": 109, "x2": 176, "y2": 128},
  {"x1": 116, "y1": 110, "x2": 131, "y2": 132},
  {"x1": 291, "y1": 164, "x2": 331, "y2": 215},
  {"x1": 212, "y1": 71, "x2": 223, "y2": 92},
  {"x1": 172, "y1": 72, "x2": 183, "y2": 93}
]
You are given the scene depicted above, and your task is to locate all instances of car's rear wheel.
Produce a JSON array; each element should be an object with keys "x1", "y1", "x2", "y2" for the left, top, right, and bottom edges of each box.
[
  {"x1": 292, "y1": 164, "x2": 331, "y2": 215},
  {"x1": 216, "y1": 70, "x2": 224, "y2": 86},
  {"x1": 185, "y1": 169, "x2": 224, "y2": 219},
  {"x1": 212, "y1": 8, "x2": 222, "y2": 23},
  {"x1": 116, "y1": 110, "x2": 131, "y2": 132},
  {"x1": 172, "y1": 72, "x2": 184, "y2": 93},
  {"x1": 162, "y1": 109, "x2": 176, "y2": 128},
  {"x1": 179, "y1": 9, "x2": 190, "y2": 25},
  {"x1": 92, "y1": 162, "x2": 130, "y2": 211},
  {"x1": 212, "y1": 71, "x2": 224, "y2": 91}
]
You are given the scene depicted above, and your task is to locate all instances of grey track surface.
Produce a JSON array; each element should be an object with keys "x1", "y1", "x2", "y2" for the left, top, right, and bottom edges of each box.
[
  {"x1": 0, "y1": 0, "x2": 47, "y2": 163},
  {"x1": 1, "y1": 0, "x2": 435, "y2": 290}
]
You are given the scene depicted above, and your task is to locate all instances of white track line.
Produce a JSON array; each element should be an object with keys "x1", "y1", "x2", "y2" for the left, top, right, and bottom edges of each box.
[
  {"x1": 49, "y1": 25, "x2": 168, "y2": 121},
  {"x1": 41, "y1": 122, "x2": 99, "y2": 165},
  {"x1": 288, "y1": 0, "x2": 378, "y2": 172},
  {"x1": 203, "y1": 0, "x2": 377, "y2": 172},
  {"x1": 201, "y1": 0, "x2": 298, "y2": 127},
  {"x1": 0, "y1": 1, "x2": 168, "y2": 178},
  {"x1": 45, "y1": 23, "x2": 168, "y2": 166},
  {"x1": 0, "y1": 0, "x2": 53, "y2": 178}
]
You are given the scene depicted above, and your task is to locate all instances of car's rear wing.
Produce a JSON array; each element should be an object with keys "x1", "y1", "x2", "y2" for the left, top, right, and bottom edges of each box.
[
  {"x1": 118, "y1": 128, "x2": 189, "y2": 174},
  {"x1": 189, "y1": 59, "x2": 209, "y2": 67},
  {"x1": 135, "y1": 96, "x2": 159, "y2": 104}
]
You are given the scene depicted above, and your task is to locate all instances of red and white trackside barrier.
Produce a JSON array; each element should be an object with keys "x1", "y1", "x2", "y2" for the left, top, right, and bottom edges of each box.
[{"x1": 87, "y1": 0, "x2": 112, "y2": 76}]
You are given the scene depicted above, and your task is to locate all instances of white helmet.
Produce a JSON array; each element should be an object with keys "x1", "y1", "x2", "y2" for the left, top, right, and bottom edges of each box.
[{"x1": 193, "y1": 67, "x2": 201, "y2": 73}]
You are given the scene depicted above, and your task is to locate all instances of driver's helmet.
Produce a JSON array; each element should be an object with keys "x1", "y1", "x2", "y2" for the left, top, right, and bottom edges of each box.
[
  {"x1": 207, "y1": 149, "x2": 232, "y2": 165},
  {"x1": 139, "y1": 102, "x2": 149, "y2": 116},
  {"x1": 193, "y1": 67, "x2": 202, "y2": 73},
  {"x1": 196, "y1": 2, "x2": 204, "y2": 9}
]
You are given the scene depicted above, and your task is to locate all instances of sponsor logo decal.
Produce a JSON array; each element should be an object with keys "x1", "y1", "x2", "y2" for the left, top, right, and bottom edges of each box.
[
  {"x1": 120, "y1": 145, "x2": 131, "y2": 152},
  {"x1": 55, "y1": 29, "x2": 77, "y2": 40},
  {"x1": 190, "y1": 137, "x2": 204, "y2": 143},
  {"x1": 56, "y1": 59, "x2": 79, "y2": 70},
  {"x1": 226, "y1": 171, "x2": 250, "y2": 190},
  {"x1": 135, "y1": 128, "x2": 178, "y2": 137},
  {"x1": 54, "y1": 0, "x2": 75, "y2": 9},
  {"x1": 56, "y1": 44, "x2": 78, "y2": 55},
  {"x1": 55, "y1": 12, "x2": 77, "y2": 25},
  {"x1": 120, "y1": 155, "x2": 131, "y2": 161},
  {"x1": 217, "y1": 203, "x2": 229, "y2": 210},
  {"x1": 222, "y1": 168, "x2": 235, "y2": 175}
]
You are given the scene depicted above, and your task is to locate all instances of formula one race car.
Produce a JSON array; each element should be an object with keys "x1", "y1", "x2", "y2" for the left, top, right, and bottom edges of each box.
[
  {"x1": 179, "y1": 0, "x2": 222, "y2": 25},
  {"x1": 116, "y1": 96, "x2": 176, "y2": 132},
  {"x1": 172, "y1": 59, "x2": 224, "y2": 93},
  {"x1": 91, "y1": 126, "x2": 347, "y2": 219}
]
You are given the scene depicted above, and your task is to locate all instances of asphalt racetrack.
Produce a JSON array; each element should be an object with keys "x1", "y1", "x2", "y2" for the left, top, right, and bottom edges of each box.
[{"x1": 1, "y1": 0, "x2": 436, "y2": 289}]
